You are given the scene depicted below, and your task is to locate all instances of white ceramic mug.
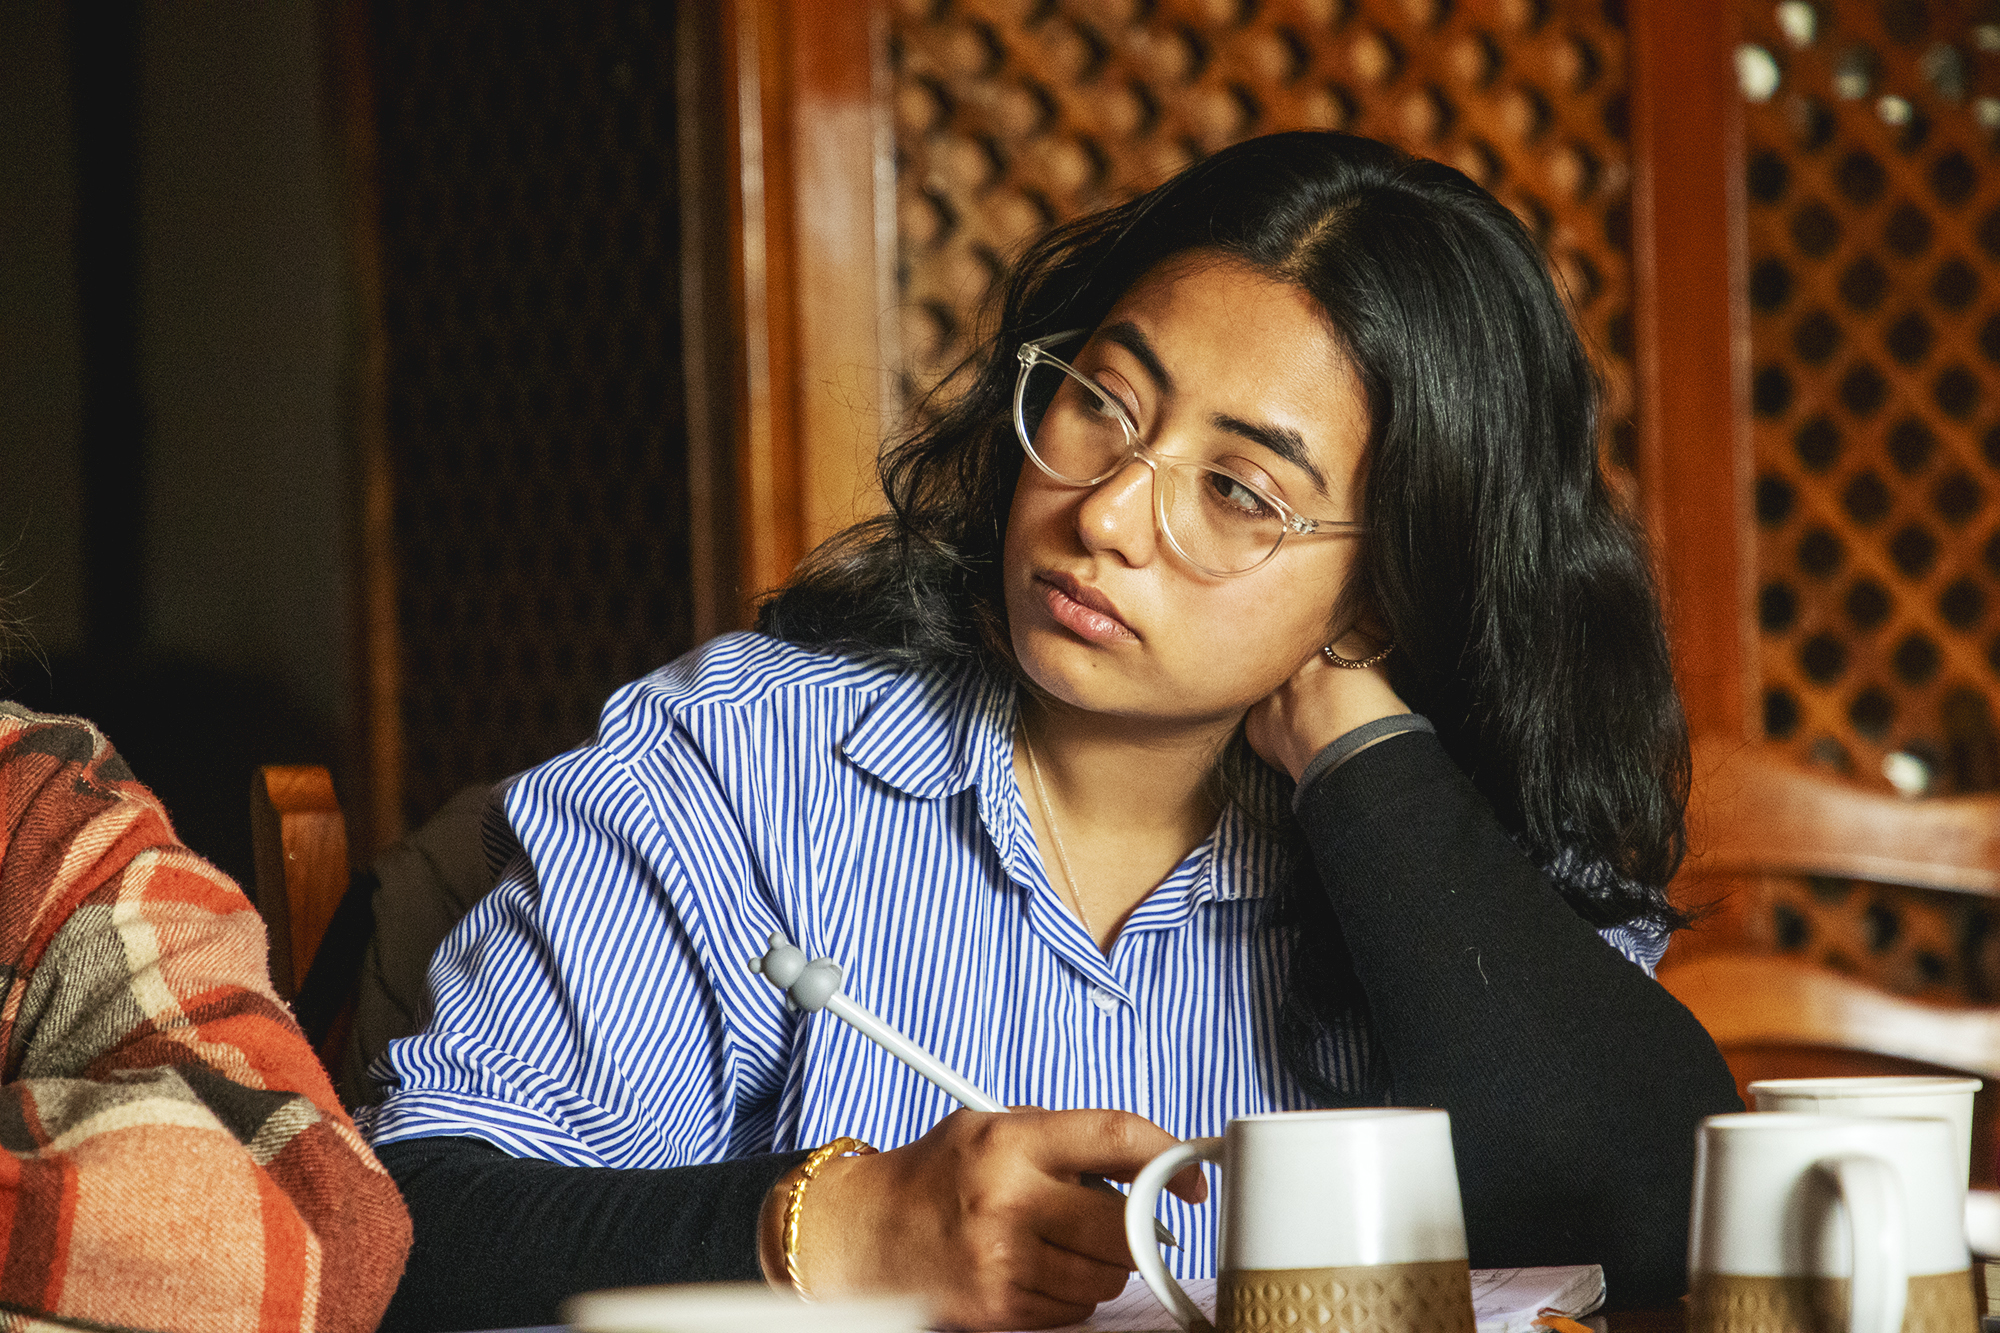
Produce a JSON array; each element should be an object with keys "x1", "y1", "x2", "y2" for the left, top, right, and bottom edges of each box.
[
  {"x1": 1750, "y1": 1076, "x2": 1982, "y2": 1186},
  {"x1": 1125, "y1": 1108, "x2": 1476, "y2": 1333},
  {"x1": 1688, "y1": 1113, "x2": 1975, "y2": 1333}
]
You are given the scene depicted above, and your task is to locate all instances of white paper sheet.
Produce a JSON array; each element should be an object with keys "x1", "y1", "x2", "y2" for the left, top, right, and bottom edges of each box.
[{"x1": 1468, "y1": 1266, "x2": 1606, "y2": 1332}]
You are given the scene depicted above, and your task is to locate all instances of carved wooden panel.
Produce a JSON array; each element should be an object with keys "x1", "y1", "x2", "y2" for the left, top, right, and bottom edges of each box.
[
  {"x1": 369, "y1": 2, "x2": 696, "y2": 825},
  {"x1": 890, "y1": 0, "x2": 1640, "y2": 475},
  {"x1": 1725, "y1": 0, "x2": 2000, "y2": 1006},
  {"x1": 1742, "y1": 0, "x2": 2000, "y2": 795}
]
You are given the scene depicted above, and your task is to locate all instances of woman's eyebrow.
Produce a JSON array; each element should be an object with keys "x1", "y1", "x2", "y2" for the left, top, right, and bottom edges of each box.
[
  {"x1": 1102, "y1": 318, "x2": 1329, "y2": 494},
  {"x1": 1099, "y1": 321, "x2": 1173, "y2": 393},
  {"x1": 1213, "y1": 414, "x2": 1329, "y2": 493}
]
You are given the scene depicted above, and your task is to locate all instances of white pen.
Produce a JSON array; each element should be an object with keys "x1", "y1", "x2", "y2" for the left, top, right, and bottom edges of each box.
[{"x1": 749, "y1": 931, "x2": 1180, "y2": 1248}]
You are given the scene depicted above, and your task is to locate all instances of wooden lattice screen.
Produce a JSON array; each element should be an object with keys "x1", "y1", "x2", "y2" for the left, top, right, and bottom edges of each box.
[
  {"x1": 888, "y1": 0, "x2": 2000, "y2": 1001},
  {"x1": 369, "y1": 2, "x2": 696, "y2": 828},
  {"x1": 1742, "y1": 0, "x2": 2000, "y2": 791},
  {"x1": 890, "y1": 0, "x2": 1640, "y2": 477},
  {"x1": 1730, "y1": 0, "x2": 2000, "y2": 1000}
]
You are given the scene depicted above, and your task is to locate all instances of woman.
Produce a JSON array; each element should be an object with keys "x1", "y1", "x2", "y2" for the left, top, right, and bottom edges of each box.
[
  {"x1": 366, "y1": 131, "x2": 1740, "y2": 1331},
  {"x1": 0, "y1": 696, "x2": 411, "y2": 1330}
]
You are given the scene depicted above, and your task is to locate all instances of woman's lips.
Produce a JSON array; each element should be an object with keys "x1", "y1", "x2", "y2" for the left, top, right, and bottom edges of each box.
[{"x1": 1036, "y1": 572, "x2": 1138, "y2": 643}]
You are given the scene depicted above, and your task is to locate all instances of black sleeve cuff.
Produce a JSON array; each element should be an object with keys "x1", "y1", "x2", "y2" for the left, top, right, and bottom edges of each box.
[
  {"x1": 1291, "y1": 713, "x2": 1435, "y2": 814},
  {"x1": 378, "y1": 1135, "x2": 810, "y2": 1332}
]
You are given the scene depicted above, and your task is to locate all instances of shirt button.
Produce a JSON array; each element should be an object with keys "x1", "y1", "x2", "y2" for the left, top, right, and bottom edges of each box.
[{"x1": 1090, "y1": 988, "x2": 1119, "y2": 1015}]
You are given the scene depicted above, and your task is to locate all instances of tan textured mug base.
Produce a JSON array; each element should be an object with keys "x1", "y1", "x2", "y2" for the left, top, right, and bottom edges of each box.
[
  {"x1": 1688, "y1": 1269, "x2": 1976, "y2": 1332},
  {"x1": 1214, "y1": 1259, "x2": 1476, "y2": 1333}
]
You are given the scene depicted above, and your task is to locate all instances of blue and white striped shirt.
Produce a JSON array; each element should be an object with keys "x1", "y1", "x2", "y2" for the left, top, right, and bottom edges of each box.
[{"x1": 364, "y1": 632, "x2": 1661, "y2": 1276}]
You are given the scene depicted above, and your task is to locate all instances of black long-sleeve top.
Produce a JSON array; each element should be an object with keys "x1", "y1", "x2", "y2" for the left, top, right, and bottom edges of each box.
[{"x1": 377, "y1": 730, "x2": 1740, "y2": 1331}]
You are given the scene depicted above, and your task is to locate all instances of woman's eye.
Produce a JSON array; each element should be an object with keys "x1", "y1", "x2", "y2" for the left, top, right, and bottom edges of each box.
[
  {"x1": 1086, "y1": 382, "x2": 1136, "y2": 426},
  {"x1": 1213, "y1": 454, "x2": 1283, "y2": 494},
  {"x1": 1205, "y1": 469, "x2": 1278, "y2": 517}
]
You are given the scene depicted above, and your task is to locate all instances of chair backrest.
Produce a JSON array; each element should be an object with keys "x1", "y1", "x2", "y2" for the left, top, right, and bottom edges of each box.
[
  {"x1": 1682, "y1": 734, "x2": 2000, "y2": 899},
  {"x1": 252, "y1": 764, "x2": 504, "y2": 1107},
  {"x1": 249, "y1": 765, "x2": 351, "y2": 1000},
  {"x1": 1661, "y1": 954, "x2": 2000, "y2": 1078},
  {"x1": 1663, "y1": 735, "x2": 2000, "y2": 1183}
]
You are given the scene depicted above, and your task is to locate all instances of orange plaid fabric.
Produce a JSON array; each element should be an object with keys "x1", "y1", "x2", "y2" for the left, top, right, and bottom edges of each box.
[{"x1": 0, "y1": 703, "x2": 410, "y2": 1332}]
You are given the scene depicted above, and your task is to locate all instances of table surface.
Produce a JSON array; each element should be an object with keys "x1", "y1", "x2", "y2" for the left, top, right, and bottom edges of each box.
[{"x1": 493, "y1": 1305, "x2": 1690, "y2": 1332}]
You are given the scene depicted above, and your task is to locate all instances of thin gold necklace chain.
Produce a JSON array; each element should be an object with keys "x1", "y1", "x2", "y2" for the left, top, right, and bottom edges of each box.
[{"x1": 1018, "y1": 720, "x2": 1100, "y2": 948}]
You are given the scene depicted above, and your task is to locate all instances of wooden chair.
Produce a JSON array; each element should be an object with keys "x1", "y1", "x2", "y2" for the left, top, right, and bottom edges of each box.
[
  {"x1": 249, "y1": 764, "x2": 501, "y2": 1106},
  {"x1": 249, "y1": 765, "x2": 371, "y2": 1074},
  {"x1": 1661, "y1": 734, "x2": 2000, "y2": 1184}
]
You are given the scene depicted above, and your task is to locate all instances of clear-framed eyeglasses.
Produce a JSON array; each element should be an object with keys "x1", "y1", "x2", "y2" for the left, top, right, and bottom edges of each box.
[{"x1": 1012, "y1": 329, "x2": 1365, "y2": 578}]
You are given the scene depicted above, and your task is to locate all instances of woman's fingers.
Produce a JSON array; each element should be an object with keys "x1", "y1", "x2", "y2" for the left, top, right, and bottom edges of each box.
[
  {"x1": 966, "y1": 1292, "x2": 1098, "y2": 1331},
  {"x1": 1014, "y1": 1233, "x2": 1133, "y2": 1306},
  {"x1": 1244, "y1": 642, "x2": 1411, "y2": 780},
  {"x1": 1027, "y1": 1177, "x2": 1134, "y2": 1267},
  {"x1": 1024, "y1": 1108, "x2": 1210, "y2": 1206},
  {"x1": 794, "y1": 1107, "x2": 1204, "y2": 1330},
  {"x1": 1090, "y1": 1160, "x2": 1208, "y2": 1204},
  {"x1": 1167, "y1": 1161, "x2": 1207, "y2": 1203},
  {"x1": 950, "y1": 1229, "x2": 1128, "y2": 1330}
]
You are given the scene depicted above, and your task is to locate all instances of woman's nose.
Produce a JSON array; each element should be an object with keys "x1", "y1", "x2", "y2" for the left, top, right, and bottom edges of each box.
[{"x1": 1074, "y1": 456, "x2": 1159, "y2": 566}]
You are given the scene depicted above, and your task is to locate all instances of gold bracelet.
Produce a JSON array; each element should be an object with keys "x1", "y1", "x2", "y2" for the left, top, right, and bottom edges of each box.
[{"x1": 783, "y1": 1136, "x2": 877, "y2": 1300}]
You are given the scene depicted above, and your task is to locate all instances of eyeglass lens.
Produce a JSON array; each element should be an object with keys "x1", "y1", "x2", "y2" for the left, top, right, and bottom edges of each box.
[{"x1": 1017, "y1": 358, "x2": 1293, "y2": 576}]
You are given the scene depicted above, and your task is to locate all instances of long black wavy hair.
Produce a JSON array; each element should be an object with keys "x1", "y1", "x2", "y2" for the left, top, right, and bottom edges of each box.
[{"x1": 761, "y1": 131, "x2": 1690, "y2": 1091}]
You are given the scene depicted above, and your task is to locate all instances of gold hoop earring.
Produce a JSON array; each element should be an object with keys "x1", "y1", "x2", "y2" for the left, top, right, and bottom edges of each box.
[{"x1": 1322, "y1": 642, "x2": 1393, "y2": 670}]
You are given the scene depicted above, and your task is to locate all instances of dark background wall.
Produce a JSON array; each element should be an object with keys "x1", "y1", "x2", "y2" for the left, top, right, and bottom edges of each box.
[
  {"x1": 0, "y1": 0, "x2": 703, "y2": 882},
  {"x1": 1, "y1": 2, "x2": 86, "y2": 662},
  {"x1": 1, "y1": 0, "x2": 357, "y2": 883}
]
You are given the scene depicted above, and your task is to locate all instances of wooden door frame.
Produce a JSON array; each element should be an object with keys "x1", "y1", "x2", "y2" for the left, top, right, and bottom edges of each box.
[
  {"x1": 325, "y1": 0, "x2": 402, "y2": 851},
  {"x1": 1630, "y1": 0, "x2": 1759, "y2": 743},
  {"x1": 705, "y1": 0, "x2": 897, "y2": 629}
]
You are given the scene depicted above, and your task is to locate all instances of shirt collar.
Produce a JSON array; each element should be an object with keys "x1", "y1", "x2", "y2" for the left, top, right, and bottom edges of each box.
[
  {"x1": 1196, "y1": 762, "x2": 1290, "y2": 904},
  {"x1": 838, "y1": 661, "x2": 1012, "y2": 800},
  {"x1": 840, "y1": 663, "x2": 1041, "y2": 894},
  {"x1": 838, "y1": 660, "x2": 1288, "y2": 904}
]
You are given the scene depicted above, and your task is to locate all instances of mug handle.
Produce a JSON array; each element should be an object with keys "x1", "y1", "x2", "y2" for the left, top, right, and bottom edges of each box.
[
  {"x1": 1819, "y1": 1153, "x2": 1907, "y2": 1333},
  {"x1": 1125, "y1": 1137, "x2": 1224, "y2": 1333}
]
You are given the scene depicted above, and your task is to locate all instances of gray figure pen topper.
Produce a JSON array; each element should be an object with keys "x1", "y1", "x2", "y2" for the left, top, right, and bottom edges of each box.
[{"x1": 749, "y1": 931, "x2": 1179, "y2": 1248}]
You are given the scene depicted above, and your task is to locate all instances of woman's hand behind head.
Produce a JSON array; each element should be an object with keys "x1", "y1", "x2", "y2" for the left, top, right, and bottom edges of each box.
[{"x1": 1244, "y1": 639, "x2": 1410, "y2": 783}]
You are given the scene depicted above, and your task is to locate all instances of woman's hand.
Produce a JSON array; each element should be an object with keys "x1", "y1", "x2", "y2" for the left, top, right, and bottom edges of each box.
[
  {"x1": 1244, "y1": 632, "x2": 1410, "y2": 782},
  {"x1": 770, "y1": 1108, "x2": 1207, "y2": 1330}
]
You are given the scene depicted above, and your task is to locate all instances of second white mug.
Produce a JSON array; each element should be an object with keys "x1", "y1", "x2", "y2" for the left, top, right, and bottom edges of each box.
[
  {"x1": 1749, "y1": 1075, "x2": 1981, "y2": 1186},
  {"x1": 1688, "y1": 1112, "x2": 1975, "y2": 1333}
]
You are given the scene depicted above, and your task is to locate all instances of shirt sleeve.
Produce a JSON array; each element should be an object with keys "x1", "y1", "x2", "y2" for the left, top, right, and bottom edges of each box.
[
  {"x1": 361, "y1": 687, "x2": 814, "y2": 1321},
  {"x1": 364, "y1": 700, "x2": 789, "y2": 1170},
  {"x1": 1294, "y1": 728, "x2": 1741, "y2": 1306},
  {"x1": 0, "y1": 710, "x2": 412, "y2": 1333}
]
